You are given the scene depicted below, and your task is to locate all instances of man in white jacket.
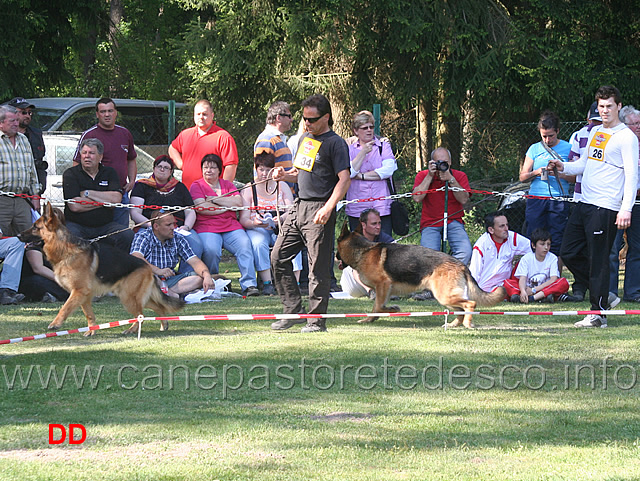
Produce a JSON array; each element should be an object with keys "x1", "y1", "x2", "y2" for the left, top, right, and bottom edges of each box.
[
  {"x1": 469, "y1": 212, "x2": 531, "y2": 293},
  {"x1": 548, "y1": 85, "x2": 639, "y2": 328}
]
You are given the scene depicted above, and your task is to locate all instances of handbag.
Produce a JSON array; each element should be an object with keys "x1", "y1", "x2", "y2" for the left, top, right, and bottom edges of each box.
[{"x1": 386, "y1": 176, "x2": 409, "y2": 236}]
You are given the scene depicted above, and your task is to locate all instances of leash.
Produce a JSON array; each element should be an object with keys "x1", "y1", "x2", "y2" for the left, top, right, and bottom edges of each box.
[
  {"x1": 87, "y1": 176, "x2": 275, "y2": 245},
  {"x1": 539, "y1": 141, "x2": 566, "y2": 197}
]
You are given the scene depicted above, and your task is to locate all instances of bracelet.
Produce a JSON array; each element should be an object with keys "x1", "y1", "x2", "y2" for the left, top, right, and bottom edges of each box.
[
  {"x1": 361, "y1": 173, "x2": 365, "y2": 180},
  {"x1": 532, "y1": 287, "x2": 536, "y2": 294}
]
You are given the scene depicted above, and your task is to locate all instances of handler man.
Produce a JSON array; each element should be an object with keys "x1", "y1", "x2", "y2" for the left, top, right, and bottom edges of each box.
[
  {"x1": 548, "y1": 85, "x2": 639, "y2": 328},
  {"x1": 130, "y1": 211, "x2": 214, "y2": 298},
  {"x1": 269, "y1": 94, "x2": 350, "y2": 333}
]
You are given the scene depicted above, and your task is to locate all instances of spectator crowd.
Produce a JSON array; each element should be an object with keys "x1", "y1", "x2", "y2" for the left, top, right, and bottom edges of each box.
[{"x1": 1, "y1": 85, "x2": 639, "y2": 331}]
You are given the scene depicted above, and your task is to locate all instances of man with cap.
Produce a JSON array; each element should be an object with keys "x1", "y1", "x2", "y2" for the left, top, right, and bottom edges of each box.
[
  {"x1": 568, "y1": 102, "x2": 603, "y2": 203},
  {"x1": 5, "y1": 97, "x2": 47, "y2": 195}
]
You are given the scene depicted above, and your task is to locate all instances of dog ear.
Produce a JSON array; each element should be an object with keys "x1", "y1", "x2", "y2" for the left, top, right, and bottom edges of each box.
[
  {"x1": 338, "y1": 221, "x2": 351, "y2": 241},
  {"x1": 44, "y1": 202, "x2": 55, "y2": 219},
  {"x1": 43, "y1": 203, "x2": 61, "y2": 229},
  {"x1": 354, "y1": 221, "x2": 363, "y2": 235}
]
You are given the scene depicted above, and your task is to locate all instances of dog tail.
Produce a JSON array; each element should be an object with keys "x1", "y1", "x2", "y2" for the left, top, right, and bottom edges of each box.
[
  {"x1": 148, "y1": 285, "x2": 186, "y2": 316},
  {"x1": 464, "y1": 270, "x2": 506, "y2": 307}
]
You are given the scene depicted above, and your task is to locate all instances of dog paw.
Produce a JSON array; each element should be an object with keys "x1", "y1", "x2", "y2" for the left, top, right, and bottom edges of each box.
[
  {"x1": 47, "y1": 322, "x2": 62, "y2": 331},
  {"x1": 357, "y1": 316, "x2": 377, "y2": 324},
  {"x1": 387, "y1": 305, "x2": 401, "y2": 312},
  {"x1": 445, "y1": 320, "x2": 462, "y2": 328},
  {"x1": 83, "y1": 330, "x2": 96, "y2": 337},
  {"x1": 122, "y1": 323, "x2": 139, "y2": 335},
  {"x1": 159, "y1": 320, "x2": 169, "y2": 331}
]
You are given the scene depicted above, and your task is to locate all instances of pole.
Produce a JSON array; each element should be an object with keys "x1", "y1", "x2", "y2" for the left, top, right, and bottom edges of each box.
[
  {"x1": 168, "y1": 100, "x2": 176, "y2": 145},
  {"x1": 373, "y1": 104, "x2": 381, "y2": 137},
  {"x1": 442, "y1": 180, "x2": 449, "y2": 253}
]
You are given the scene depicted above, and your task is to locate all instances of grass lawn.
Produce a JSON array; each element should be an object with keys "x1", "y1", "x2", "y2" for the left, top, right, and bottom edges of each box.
[{"x1": 1, "y1": 261, "x2": 640, "y2": 480}]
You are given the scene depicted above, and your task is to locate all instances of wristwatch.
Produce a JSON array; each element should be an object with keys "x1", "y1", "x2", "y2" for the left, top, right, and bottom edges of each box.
[{"x1": 84, "y1": 190, "x2": 89, "y2": 198}]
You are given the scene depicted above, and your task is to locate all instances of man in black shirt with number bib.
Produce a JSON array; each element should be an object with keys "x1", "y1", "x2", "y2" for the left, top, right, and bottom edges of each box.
[{"x1": 270, "y1": 94, "x2": 351, "y2": 333}]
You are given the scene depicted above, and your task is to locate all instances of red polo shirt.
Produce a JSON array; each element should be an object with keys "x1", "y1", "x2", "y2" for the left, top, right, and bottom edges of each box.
[{"x1": 171, "y1": 122, "x2": 239, "y2": 189}]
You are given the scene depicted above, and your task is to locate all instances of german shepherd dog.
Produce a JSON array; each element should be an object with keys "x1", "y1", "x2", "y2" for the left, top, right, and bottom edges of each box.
[
  {"x1": 337, "y1": 223, "x2": 505, "y2": 327},
  {"x1": 18, "y1": 203, "x2": 184, "y2": 336}
]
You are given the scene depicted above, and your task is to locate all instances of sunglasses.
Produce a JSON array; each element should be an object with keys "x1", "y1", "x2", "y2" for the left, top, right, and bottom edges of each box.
[
  {"x1": 303, "y1": 115, "x2": 324, "y2": 124},
  {"x1": 278, "y1": 113, "x2": 292, "y2": 118},
  {"x1": 358, "y1": 125, "x2": 374, "y2": 131}
]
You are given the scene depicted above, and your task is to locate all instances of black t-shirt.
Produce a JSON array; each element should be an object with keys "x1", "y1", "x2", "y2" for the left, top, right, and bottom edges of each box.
[
  {"x1": 63, "y1": 164, "x2": 122, "y2": 226},
  {"x1": 297, "y1": 130, "x2": 350, "y2": 201},
  {"x1": 130, "y1": 181, "x2": 194, "y2": 224}
]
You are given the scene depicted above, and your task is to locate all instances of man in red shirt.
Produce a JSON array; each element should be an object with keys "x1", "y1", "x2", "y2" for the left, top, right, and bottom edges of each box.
[
  {"x1": 412, "y1": 147, "x2": 472, "y2": 264},
  {"x1": 169, "y1": 100, "x2": 238, "y2": 189}
]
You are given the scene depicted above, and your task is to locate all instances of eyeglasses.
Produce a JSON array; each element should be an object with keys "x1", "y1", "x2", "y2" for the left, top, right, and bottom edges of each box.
[
  {"x1": 303, "y1": 115, "x2": 324, "y2": 124},
  {"x1": 278, "y1": 113, "x2": 292, "y2": 118},
  {"x1": 155, "y1": 165, "x2": 172, "y2": 171},
  {"x1": 358, "y1": 125, "x2": 374, "y2": 131}
]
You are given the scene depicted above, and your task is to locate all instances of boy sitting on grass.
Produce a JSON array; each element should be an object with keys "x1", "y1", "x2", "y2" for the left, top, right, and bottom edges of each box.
[{"x1": 505, "y1": 228, "x2": 579, "y2": 303}]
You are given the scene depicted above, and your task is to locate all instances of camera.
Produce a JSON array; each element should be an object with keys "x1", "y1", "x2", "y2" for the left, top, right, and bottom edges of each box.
[{"x1": 435, "y1": 160, "x2": 450, "y2": 172}]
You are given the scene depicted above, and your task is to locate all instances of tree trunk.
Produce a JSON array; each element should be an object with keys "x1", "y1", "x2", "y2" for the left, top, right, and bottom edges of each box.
[
  {"x1": 415, "y1": 97, "x2": 430, "y2": 172},
  {"x1": 108, "y1": 0, "x2": 124, "y2": 94}
]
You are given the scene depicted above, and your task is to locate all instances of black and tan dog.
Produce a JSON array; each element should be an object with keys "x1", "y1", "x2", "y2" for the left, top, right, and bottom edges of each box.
[
  {"x1": 337, "y1": 223, "x2": 505, "y2": 327},
  {"x1": 18, "y1": 203, "x2": 184, "y2": 336}
]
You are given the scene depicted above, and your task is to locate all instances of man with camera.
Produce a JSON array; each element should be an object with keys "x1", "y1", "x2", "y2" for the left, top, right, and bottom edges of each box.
[{"x1": 412, "y1": 147, "x2": 472, "y2": 264}]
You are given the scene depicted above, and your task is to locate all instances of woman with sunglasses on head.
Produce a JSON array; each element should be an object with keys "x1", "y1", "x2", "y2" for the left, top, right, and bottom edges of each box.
[
  {"x1": 130, "y1": 155, "x2": 203, "y2": 269},
  {"x1": 345, "y1": 110, "x2": 397, "y2": 235}
]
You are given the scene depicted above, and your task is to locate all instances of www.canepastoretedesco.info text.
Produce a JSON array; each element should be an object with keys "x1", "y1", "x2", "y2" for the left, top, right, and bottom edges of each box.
[{"x1": 2, "y1": 356, "x2": 638, "y2": 398}]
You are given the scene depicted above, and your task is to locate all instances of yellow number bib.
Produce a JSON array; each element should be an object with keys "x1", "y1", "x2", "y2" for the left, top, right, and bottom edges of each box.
[
  {"x1": 293, "y1": 137, "x2": 322, "y2": 172},
  {"x1": 588, "y1": 132, "x2": 612, "y2": 162}
]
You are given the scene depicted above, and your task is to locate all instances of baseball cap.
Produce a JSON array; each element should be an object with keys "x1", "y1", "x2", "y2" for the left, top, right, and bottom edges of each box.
[
  {"x1": 5, "y1": 97, "x2": 35, "y2": 110},
  {"x1": 588, "y1": 101, "x2": 602, "y2": 122}
]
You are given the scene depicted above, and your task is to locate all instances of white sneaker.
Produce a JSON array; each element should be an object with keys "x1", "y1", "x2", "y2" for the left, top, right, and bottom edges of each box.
[
  {"x1": 608, "y1": 293, "x2": 621, "y2": 309},
  {"x1": 574, "y1": 314, "x2": 607, "y2": 328}
]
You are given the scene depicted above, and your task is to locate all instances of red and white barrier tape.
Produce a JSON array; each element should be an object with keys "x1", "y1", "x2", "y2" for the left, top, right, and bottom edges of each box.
[
  {"x1": 0, "y1": 317, "x2": 140, "y2": 345},
  {"x1": 3, "y1": 309, "x2": 640, "y2": 345}
]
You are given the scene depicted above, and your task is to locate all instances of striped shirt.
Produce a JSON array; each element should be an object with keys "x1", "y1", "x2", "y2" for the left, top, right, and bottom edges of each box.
[
  {"x1": 130, "y1": 227, "x2": 196, "y2": 270},
  {"x1": 254, "y1": 124, "x2": 292, "y2": 170},
  {"x1": 0, "y1": 132, "x2": 39, "y2": 194}
]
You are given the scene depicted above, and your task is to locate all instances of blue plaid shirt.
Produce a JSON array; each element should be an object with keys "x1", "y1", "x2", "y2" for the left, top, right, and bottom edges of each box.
[{"x1": 130, "y1": 228, "x2": 196, "y2": 270}]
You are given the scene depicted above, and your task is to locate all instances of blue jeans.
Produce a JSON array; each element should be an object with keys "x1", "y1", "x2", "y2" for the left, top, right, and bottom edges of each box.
[
  {"x1": 113, "y1": 191, "x2": 131, "y2": 228},
  {"x1": 246, "y1": 227, "x2": 302, "y2": 272},
  {"x1": 525, "y1": 198, "x2": 569, "y2": 256},
  {"x1": 199, "y1": 229, "x2": 257, "y2": 291},
  {"x1": 177, "y1": 230, "x2": 203, "y2": 274},
  {"x1": 420, "y1": 221, "x2": 472, "y2": 265},
  {"x1": 609, "y1": 204, "x2": 640, "y2": 300},
  {"x1": 0, "y1": 237, "x2": 25, "y2": 291}
]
